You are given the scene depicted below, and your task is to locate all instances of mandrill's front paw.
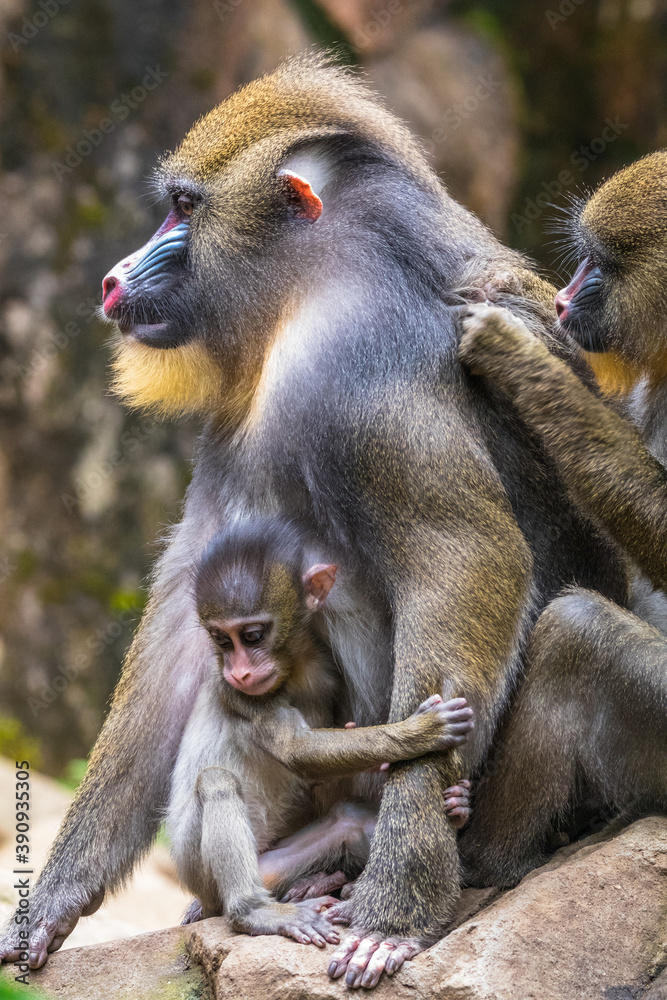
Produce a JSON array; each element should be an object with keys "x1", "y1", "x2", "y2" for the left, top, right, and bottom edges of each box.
[
  {"x1": 0, "y1": 886, "x2": 105, "y2": 969},
  {"x1": 459, "y1": 304, "x2": 537, "y2": 379}
]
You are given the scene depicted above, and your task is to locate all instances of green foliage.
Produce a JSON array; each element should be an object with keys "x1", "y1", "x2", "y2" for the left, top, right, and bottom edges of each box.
[
  {"x1": 457, "y1": 6, "x2": 504, "y2": 43},
  {"x1": 58, "y1": 757, "x2": 88, "y2": 790},
  {"x1": 155, "y1": 820, "x2": 171, "y2": 848},
  {"x1": 0, "y1": 717, "x2": 42, "y2": 771},
  {"x1": 290, "y1": 0, "x2": 357, "y2": 63},
  {"x1": 0, "y1": 974, "x2": 49, "y2": 999},
  {"x1": 14, "y1": 551, "x2": 38, "y2": 584},
  {"x1": 109, "y1": 587, "x2": 147, "y2": 615}
]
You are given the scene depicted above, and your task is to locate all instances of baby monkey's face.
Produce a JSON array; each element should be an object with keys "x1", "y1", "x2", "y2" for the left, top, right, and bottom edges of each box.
[{"x1": 205, "y1": 616, "x2": 285, "y2": 696}]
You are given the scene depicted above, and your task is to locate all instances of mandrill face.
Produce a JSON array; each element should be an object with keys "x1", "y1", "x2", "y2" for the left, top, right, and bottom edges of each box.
[
  {"x1": 100, "y1": 54, "x2": 436, "y2": 418},
  {"x1": 554, "y1": 150, "x2": 667, "y2": 378}
]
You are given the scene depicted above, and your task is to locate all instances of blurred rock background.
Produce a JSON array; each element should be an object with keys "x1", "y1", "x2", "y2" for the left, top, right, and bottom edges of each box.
[{"x1": 0, "y1": 0, "x2": 666, "y2": 777}]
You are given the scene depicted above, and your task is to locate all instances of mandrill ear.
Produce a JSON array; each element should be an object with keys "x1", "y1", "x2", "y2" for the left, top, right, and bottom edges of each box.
[
  {"x1": 277, "y1": 169, "x2": 323, "y2": 222},
  {"x1": 303, "y1": 564, "x2": 338, "y2": 609}
]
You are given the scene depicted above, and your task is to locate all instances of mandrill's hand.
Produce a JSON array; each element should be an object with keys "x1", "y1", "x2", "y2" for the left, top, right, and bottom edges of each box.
[
  {"x1": 0, "y1": 886, "x2": 105, "y2": 969},
  {"x1": 459, "y1": 303, "x2": 543, "y2": 384}
]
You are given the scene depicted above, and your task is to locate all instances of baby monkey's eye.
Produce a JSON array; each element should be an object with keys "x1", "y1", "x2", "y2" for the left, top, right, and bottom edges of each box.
[
  {"x1": 241, "y1": 626, "x2": 267, "y2": 646},
  {"x1": 209, "y1": 628, "x2": 233, "y2": 650}
]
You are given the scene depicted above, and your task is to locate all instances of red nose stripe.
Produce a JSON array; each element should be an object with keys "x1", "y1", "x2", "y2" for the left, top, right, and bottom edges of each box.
[
  {"x1": 102, "y1": 278, "x2": 123, "y2": 315},
  {"x1": 555, "y1": 257, "x2": 592, "y2": 322}
]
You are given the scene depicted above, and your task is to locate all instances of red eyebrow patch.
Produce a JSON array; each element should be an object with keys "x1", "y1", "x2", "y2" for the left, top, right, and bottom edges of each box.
[{"x1": 278, "y1": 170, "x2": 323, "y2": 222}]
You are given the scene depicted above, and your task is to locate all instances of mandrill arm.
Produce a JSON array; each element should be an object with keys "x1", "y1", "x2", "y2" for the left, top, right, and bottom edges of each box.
[{"x1": 460, "y1": 304, "x2": 667, "y2": 592}]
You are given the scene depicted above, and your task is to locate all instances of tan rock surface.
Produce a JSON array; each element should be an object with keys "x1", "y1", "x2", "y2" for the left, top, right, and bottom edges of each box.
[
  {"x1": 21, "y1": 816, "x2": 666, "y2": 1000},
  {"x1": 648, "y1": 968, "x2": 667, "y2": 998},
  {"x1": 26, "y1": 926, "x2": 208, "y2": 1000}
]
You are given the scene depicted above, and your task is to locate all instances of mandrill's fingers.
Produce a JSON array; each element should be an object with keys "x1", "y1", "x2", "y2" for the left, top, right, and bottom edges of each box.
[
  {"x1": 412, "y1": 695, "x2": 475, "y2": 749},
  {"x1": 326, "y1": 898, "x2": 354, "y2": 924},
  {"x1": 304, "y1": 894, "x2": 340, "y2": 911},
  {"x1": 281, "y1": 870, "x2": 348, "y2": 902},
  {"x1": 0, "y1": 891, "x2": 94, "y2": 970},
  {"x1": 181, "y1": 898, "x2": 204, "y2": 924},
  {"x1": 360, "y1": 940, "x2": 410, "y2": 988},
  {"x1": 29, "y1": 924, "x2": 58, "y2": 969},
  {"x1": 459, "y1": 304, "x2": 534, "y2": 378},
  {"x1": 384, "y1": 938, "x2": 424, "y2": 975},
  {"x1": 342, "y1": 935, "x2": 383, "y2": 989}
]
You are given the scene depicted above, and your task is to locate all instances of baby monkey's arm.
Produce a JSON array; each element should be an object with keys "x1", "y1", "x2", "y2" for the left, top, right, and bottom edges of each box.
[{"x1": 256, "y1": 695, "x2": 474, "y2": 780}]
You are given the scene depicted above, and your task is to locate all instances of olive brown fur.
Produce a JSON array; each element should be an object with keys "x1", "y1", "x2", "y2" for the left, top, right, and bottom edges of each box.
[{"x1": 458, "y1": 151, "x2": 667, "y2": 884}]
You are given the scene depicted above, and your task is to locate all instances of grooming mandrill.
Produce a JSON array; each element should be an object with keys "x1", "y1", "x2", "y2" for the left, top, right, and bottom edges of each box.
[
  {"x1": 1, "y1": 55, "x2": 628, "y2": 988},
  {"x1": 457, "y1": 151, "x2": 667, "y2": 887},
  {"x1": 168, "y1": 515, "x2": 474, "y2": 941}
]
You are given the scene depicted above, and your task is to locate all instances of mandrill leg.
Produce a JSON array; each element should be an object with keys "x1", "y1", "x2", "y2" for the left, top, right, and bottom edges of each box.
[{"x1": 461, "y1": 589, "x2": 667, "y2": 887}]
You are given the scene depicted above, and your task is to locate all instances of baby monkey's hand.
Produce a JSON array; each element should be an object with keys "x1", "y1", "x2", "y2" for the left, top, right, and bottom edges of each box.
[{"x1": 411, "y1": 694, "x2": 475, "y2": 750}]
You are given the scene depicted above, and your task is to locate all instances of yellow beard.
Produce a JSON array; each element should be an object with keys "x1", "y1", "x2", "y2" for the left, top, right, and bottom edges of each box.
[
  {"x1": 109, "y1": 334, "x2": 224, "y2": 417},
  {"x1": 582, "y1": 349, "x2": 641, "y2": 398}
]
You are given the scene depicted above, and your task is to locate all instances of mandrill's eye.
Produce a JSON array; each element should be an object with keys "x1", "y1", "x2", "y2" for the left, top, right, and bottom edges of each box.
[
  {"x1": 175, "y1": 193, "x2": 196, "y2": 217},
  {"x1": 241, "y1": 625, "x2": 267, "y2": 646}
]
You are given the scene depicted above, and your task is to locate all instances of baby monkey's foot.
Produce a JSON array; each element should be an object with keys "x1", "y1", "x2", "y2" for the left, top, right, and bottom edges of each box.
[
  {"x1": 413, "y1": 694, "x2": 475, "y2": 749},
  {"x1": 181, "y1": 898, "x2": 204, "y2": 925},
  {"x1": 232, "y1": 898, "x2": 340, "y2": 947},
  {"x1": 444, "y1": 778, "x2": 471, "y2": 829},
  {"x1": 281, "y1": 870, "x2": 350, "y2": 902}
]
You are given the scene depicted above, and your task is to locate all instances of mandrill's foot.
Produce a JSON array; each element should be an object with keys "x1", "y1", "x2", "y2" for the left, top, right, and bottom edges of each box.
[
  {"x1": 328, "y1": 930, "x2": 426, "y2": 989},
  {"x1": 281, "y1": 870, "x2": 350, "y2": 902},
  {"x1": 232, "y1": 897, "x2": 340, "y2": 947},
  {"x1": 444, "y1": 778, "x2": 471, "y2": 829}
]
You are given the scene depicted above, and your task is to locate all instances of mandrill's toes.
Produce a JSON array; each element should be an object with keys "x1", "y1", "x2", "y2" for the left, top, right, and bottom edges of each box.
[{"x1": 328, "y1": 929, "x2": 426, "y2": 989}]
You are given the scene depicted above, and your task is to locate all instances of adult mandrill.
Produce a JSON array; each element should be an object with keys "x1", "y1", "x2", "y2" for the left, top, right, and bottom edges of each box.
[
  {"x1": 0, "y1": 54, "x2": 627, "y2": 989},
  {"x1": 457, "y1": 151, "x2": 667, "y2": 888}
]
